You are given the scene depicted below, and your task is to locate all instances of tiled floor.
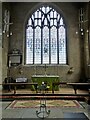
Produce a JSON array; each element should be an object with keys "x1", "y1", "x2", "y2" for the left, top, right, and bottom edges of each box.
[
  {"x1": 1, "y1": 100, "x2": 90, "y2": 119},
  {"x1": 1, "y1": 87, "x2": 90, "y2": 119},
  {"x1": 2, "y1": 98, "x2": 90, "y2": 118}
]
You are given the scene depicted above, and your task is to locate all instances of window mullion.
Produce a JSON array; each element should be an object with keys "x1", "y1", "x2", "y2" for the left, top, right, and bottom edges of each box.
[
  {"x1": 41, "y1": 27, "x2": 43, "y2": 64},
  {"x1": 57, "y1": 27, "x2": 59, "y2": 64},
  {"x1": 33, "y1": 27, "x2": 35, "y2": 64},
  {"x1": 49, "y1": 27, "x2": 51, "y2": 64},
  {"x1": 65, "y1": 27, "x2": 67, "y2": 64}
]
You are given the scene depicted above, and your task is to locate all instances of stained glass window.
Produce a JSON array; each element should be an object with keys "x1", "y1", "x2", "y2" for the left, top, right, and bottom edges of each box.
[{"x1": 26, "y1": 5, "x2": 67, "y2": 64}]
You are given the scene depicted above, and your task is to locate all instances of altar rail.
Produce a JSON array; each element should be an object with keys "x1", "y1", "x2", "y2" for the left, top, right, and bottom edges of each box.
[
  {"x1": 0, "y1": 83, "x2": 38, "y2": 94},
  {"x1": 1, "y1": 82, "x2": 90, "y2": 95},
  {"x1": 52, "y1": 82, "x2": 90, "y2": 94},
  {"x1": 67, "y1": 83, "x2": 90, "y2": 94}
]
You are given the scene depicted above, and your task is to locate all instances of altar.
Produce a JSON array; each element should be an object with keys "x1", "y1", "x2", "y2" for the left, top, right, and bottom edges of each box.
[{"x1": 32, "y1": 75, "x2": 59, "y2": 91}]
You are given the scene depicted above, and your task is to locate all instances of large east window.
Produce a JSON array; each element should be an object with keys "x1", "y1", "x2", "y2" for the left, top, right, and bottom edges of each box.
[{"x1": 25, "y1": 5, "x2": 67, "y2": 65}]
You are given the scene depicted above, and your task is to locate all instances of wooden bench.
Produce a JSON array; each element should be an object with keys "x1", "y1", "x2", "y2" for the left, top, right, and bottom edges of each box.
[
  {"x1": 67, "y1": 83, "x2": 90, "y2": 94},
  {"x1": 52, "y1": 82, "x2": 67, "y2": 93},
  {"x1": 0, "y1": 82, "x2": 38, "y2": 94}
]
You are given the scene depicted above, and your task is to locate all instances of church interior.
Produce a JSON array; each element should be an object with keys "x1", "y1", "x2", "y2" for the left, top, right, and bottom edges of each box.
[{"x1": 0, "y1": 1, "x2": 90, "y2": 119}]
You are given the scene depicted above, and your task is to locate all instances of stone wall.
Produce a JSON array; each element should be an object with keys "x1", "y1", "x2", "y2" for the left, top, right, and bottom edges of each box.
[
  {"x1": 87, "y1": 2, "x2": 90, "y2": 78},
  {"x1": 0, "y1": 2, "x2": 2, "y2": 87},
  {"x1": 2, "y1": 2, "x2": 89, "y2": 83},
  {"x1": 0, "y1": 2, "x2": 2, "y2": 119},
  {"x1": 2, "y1": 3, "x2": 10, "y2": 81}
]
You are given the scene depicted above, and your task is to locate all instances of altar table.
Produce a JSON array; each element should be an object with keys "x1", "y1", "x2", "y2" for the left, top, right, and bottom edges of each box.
[{"x1": 32, "y1": 75, "x2": 59, "y2": 91}]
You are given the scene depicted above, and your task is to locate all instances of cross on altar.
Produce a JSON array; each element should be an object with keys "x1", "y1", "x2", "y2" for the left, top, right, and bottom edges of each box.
[{"x1": 43, "y1": 64, "x2": 48, "y2": 75}]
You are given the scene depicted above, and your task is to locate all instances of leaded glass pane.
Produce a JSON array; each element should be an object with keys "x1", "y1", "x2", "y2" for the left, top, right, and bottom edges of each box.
[
  {"x1": 50, "y1": 19, "x2": 53, "y2": 26},
  {"x1": 26, "y1": 27, "x2": 33, "y2": 64},
  {"x1": 38, "y1": 19, "x2": 41, "y2": 26},
  {"x1": 54, "y1": 11, "x2": 57, "y2": 18},
  {"x1": 42, "y1": 6, "x2": 45, "y2": 13},
  {"x1": 35, "y1": 20, "x2": 37, "y2": 26},
  {"x1": 51, "y1": 26, "x2": 57, "y2": 64},
  {"x1": 46, "y1": 6, "x2": 50, "y2": 13},
  {"x1": 57, "y1": 14, "x2": 60, "y2": 21},
  {"x1": 44, "y1": 18, "x2": 48, "y2": 25},
  {"x1": 43, "y1": 26, "x2": 49, "y2": 64},
  {"x1": 50, "y1": 11, "x2": 53, "y2": 18},
  {"x1": 35, "y1": 26, "x2": 41, "y2": 64},
  {"x1": 35, "y1": 11, "x2": 37, "y2": 18},
  {"x1": 28, "y1": 18, "x2": 32, "y2": 25},
  {"x1": 59, "y1": 26, "x2": 66, "y2": 64},
  {"x1": 32, "y1": 15, "x2": 34, "y2": 20},
  {"x1": 60, "y1": 18, "x2": 63, "y2": 25},
  {"x1": 47, "y1": 14, "x2": 50, "y2": 21},
  {"x1": 38, "y1": 11, "x2": 41, "y2": 18},
  {"x1": 42, "y1": 15, "x2": 44, "y2": 21},
  {"x1": 54, "y1": 19, "x2": 57, "y2": 26}
]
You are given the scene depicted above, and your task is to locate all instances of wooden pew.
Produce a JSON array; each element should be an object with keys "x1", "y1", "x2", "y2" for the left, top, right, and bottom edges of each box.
[
  {"x1": 0, "y1": 82, "x2": 38, "y2": 94},
  {"x1": 67, "y1": 83, "x2": 90, "y2": 94},
  {"x1": 52, "y1": 82, "x2": 67, "y2": 93}
]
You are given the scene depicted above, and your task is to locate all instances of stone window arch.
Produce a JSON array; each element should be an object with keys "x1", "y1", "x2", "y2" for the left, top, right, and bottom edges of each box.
[{"x1": 25, "y1": 5, "x2": 67, "y2": 65}]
